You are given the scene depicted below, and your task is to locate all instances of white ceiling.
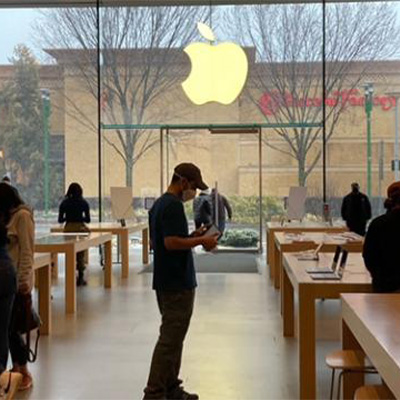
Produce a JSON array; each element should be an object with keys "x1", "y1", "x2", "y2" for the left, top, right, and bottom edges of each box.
[{"x1": 0, "y1": 0, "x2": 390, "y2": 8}]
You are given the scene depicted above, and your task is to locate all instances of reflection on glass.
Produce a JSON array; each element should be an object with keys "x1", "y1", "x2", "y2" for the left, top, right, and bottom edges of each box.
[{"x1": 36, "y1": 234, "x2": 90, "y2": 245}]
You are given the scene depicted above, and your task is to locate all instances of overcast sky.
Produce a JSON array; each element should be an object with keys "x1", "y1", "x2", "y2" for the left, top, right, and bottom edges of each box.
[
  {"x1": 1, "y1": 4, "x2": 400, "y2": 65},
  {"x1": 0, "y1": 9, "x2": 42, "y2": 64}
]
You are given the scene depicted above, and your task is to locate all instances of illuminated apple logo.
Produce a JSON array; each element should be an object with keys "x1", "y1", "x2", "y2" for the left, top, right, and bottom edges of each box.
[{"x1": 182, "y1": 23, "x2": 249, "y2": 106}]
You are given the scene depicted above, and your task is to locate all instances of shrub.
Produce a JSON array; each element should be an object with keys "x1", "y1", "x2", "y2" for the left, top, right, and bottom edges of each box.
[
  {"x1": 219, "y1": 228, "x2": 259, "y2": 248},
  {"x1": 134, "y1": 195, "x2": 285, "y2": 226},
  {"x1": 228, "y1": 196, "x2": 285, "y2": 225}
]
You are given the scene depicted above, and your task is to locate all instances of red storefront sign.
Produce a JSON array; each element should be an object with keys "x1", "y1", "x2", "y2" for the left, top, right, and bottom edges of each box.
[{"x1": 259, "y1": 89, "x2": 396, "y2": 117}]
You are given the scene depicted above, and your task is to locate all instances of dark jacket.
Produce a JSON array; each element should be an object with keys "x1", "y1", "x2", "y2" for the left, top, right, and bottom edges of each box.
[
  {"x1": 58, "y1": 197, "x2": 91, "y2": 224},
  {"x1": 341, "y1": 191, "x2": 371, "y2": 234},
  {"x1": 211, "y1": 192, "x2": 232, "y2": 224},
  {"x1": 363, "y1": 208, "x2": 400, "y2": 293},
  {"x1": 193, "y1": 193, "x2": 212, "y2": 225}
]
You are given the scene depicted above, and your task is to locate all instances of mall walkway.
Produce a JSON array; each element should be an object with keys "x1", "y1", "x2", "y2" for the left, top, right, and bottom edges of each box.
[{"x1": 21, "y1": 250, "x2": 346, "y2": 400}]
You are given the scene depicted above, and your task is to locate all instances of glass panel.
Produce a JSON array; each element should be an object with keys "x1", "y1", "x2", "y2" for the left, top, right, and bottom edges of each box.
[
  {"x1": 227, "y1": 4, "x2": 324, "y2": 222},
  {"x1": 99, "y1": 3, "x2": 324, "y2": 249},
  {"x1": 0, "y1": 2, "x2": 329, "y2": 242},
  {"x1": 325, "y1": 1, "x2": 400, "y2": 224},
  {"x1": 0, "y1": 7, "x2": 99, "y2": 236}
]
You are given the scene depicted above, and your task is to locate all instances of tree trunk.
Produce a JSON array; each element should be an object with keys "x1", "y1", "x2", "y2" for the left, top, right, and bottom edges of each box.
[
  {"x1": 298, "y1": 157, "x2": 307, "y2": 187},
  {"x1": 125, "y1": 157, "x2": 134, "y2": 187},
  {"x1": 124, "y1": 128, "x2": 134, "y2": 188}
]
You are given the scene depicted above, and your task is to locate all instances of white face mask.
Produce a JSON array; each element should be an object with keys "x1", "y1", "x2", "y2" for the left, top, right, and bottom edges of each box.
[
  {"x1": 182, "y1": 189, "x2": 196, "y2": 203},
  {"x1": 174, "y1": 172, "x2": 196, "y2": 202}
]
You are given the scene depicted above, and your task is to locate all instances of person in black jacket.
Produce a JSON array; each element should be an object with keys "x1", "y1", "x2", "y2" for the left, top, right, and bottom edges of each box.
[
  {"x1": 211, "y1": 188, "x2": 232, "y2": 234},
  {"x1": 363, "y1": 181, "x2": 400, "y2": 293},
  {"x1": 58, "y1": 183, "x2": 91, "y2": 286},
  {"x1": 192, "y1": 190, "x2": 212, "y2": 229},
  {"x1": 341, "y1": 183, "x2": 372, "y2": 236}
]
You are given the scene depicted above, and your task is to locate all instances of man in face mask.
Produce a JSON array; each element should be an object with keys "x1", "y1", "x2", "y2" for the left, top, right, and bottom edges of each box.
[{"x1": 144, "y1": 163, "x2": 219, "y2": 400}]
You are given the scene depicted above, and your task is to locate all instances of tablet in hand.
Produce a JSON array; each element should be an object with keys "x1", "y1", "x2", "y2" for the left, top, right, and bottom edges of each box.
[{"x1": 202, "y1": 224, "x2": 222, "y2": 239}]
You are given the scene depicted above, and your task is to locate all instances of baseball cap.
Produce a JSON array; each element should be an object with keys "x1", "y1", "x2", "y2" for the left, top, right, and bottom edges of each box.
[
  {"x1": 174, "y1": 163, "x2": 208, "y2": 191},
  {"x1": 387, "y1": 181, "x2": 400, "y2": 199}
]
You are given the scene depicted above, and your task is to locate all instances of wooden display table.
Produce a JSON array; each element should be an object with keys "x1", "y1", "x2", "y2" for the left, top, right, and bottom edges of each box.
[
  {"x1": 282, "y1": 252, "x2": 371, "y2": 399},
  {"x1": 341, "y1": 294, "x2": 400, "y2": 400},
  {"x1": 273, "y1": 231, "x2": 363, "y2": 289},
  {"x1": 51, "y1": 222, "x2": 149, "y2": 279},
  {"x1": 266, "y1": 221, "x2": 347, "y2": 275},
  {"x1": 33, "y1": 253, "x2": 52, "y2": 335},
  {"x1": 35, "y1": 233, "x2": 112, "y2": 314}
]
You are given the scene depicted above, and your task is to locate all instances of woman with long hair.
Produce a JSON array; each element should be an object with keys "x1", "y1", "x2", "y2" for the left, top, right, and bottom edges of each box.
[
  {"x1": 0, "y1": 182, "x2": 34, "y2": 391},
  {"x1": 58, "y1": 183, "x2": 91, "y2": 286}
]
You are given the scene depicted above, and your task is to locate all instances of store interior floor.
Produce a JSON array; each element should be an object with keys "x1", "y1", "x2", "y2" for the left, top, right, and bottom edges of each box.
[{"x1": 18, "y1": 248, "x2": 353, "y2": 400}]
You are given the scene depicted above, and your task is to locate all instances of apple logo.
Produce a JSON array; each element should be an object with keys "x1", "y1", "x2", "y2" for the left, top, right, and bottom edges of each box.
[{"x1": 182, "y1": 23, "x2": 249, "y2": 106}]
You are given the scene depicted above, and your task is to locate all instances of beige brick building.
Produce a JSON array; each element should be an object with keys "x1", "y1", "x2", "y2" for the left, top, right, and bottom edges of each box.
[{"x1": 2, "y1": 49, "x2": 400, "y2": 201}]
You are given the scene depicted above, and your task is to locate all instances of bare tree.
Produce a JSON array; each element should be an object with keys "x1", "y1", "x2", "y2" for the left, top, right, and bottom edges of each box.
[
  {"x1": 227, "y1": 3, "x2": 399, "y2": 186},
  {"x1": 36, "y1": 6, "x2": 208, "y2": 186}
]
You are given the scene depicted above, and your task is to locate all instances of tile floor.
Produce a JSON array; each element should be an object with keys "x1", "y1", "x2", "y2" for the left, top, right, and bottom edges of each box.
[{"x1": 16, "y1": 248, "x2": 359, "y2": 400}]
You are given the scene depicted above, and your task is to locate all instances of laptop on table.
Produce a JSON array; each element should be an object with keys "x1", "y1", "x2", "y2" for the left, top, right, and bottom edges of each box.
[
  {"x1": 309, "y1": 249, "x2": 349, "y2": 281},
  {"x1": 305, "y1": 245, "x2": 341, "y2": 274}
]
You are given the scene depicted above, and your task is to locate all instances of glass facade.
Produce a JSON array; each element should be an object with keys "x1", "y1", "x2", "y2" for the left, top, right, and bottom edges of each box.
[{"x1": 0, "y1": 1, "x2": 399, "y2": 237}]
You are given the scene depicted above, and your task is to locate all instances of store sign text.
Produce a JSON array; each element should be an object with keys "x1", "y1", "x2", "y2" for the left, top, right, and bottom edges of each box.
[{"x1": 259, "y1": 89, "x2": 396, "y2": 117}]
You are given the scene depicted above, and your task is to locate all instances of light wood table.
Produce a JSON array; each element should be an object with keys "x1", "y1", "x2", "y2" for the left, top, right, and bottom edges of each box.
[
  {"x1": 51, "y1": 222, "x2": 149, "y2": 279},
  {"x1": 35, "y1": 233, "x2": 112, "y2": 314},
  {"x1": 282, "y1": 253, "x2": 372, "y2": 399},
  {"x1": 266, "y1": 221, "x2": 347, "y2": 277},
  {"x1": 341, "y1": 294, "x2": 400, "y2": 400},
  {"x1": 273, "y1": 231, "x2": 363, "y2": 289},
  {"x1": 33, "y1": 253, "x2": 52, "y2": 335}
]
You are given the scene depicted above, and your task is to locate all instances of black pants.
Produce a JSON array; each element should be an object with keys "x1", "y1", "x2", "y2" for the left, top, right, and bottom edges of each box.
[
  {"x1": 64, "y1": 222, "x2": 89, "y2": 273},
  {"x1": 144, "y1": 290, "x2": 195, "y2": 399},
  {"x1": 0, "y1": 264, "x2": 17, "y2": 375},
  {"x1": 0, "y1": 293, "x2": 14, "y2": 375},
  {"x1": 347, "y1": 222, "x2": 367, "y2": 236},
  {"x1": 9, "y1": 318, "x2": 28, "y2": 367}
]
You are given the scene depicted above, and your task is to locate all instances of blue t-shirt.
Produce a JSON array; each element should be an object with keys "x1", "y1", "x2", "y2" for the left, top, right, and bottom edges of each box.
[{"x1": 149, "y1": 193, "x2": 197, "y2": 291}]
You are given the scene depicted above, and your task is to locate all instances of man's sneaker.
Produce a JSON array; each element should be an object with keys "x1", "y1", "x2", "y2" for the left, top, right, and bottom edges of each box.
[
  {"x1": 167, "y1": 387, "x2": 199, "y2": 400},
  {"x1": 0, "y1": 371, "x2": 23, "y2": 400}
]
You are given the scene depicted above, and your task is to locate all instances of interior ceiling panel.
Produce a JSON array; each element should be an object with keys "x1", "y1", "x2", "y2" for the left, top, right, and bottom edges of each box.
[{"x1": 0, "y1": 0, "x2": 388, "y2": 8}]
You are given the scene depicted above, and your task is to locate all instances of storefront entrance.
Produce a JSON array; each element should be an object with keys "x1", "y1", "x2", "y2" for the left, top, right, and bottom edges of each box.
[
  {"x1": 160, "y1": 124, "x2": 263, "y2": 254},
  {"x1": 102, "y1": 121, "x2": 321, "y2": 256}
]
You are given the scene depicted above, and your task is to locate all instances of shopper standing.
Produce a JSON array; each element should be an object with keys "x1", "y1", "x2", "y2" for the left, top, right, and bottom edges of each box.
[
  {"x1": 341, "y1": 182, "x2": 371, "y2": 236},
  {"x1": 58, "y1": 183, "x2": 91, "y2": 286},
  {"x1": 143, "y1": 163, "x2": 218, "y2": 400},
  {"x1": 363, "y1": 181, "x2": 400, "y2": 293},
  {"x1": 0, "y1": 182, "x2": 35, "y2": 391}
]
